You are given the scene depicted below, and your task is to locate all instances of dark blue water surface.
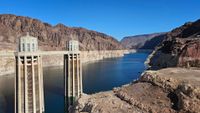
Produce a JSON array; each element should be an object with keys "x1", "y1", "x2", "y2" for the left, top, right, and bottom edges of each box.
[
  {"x1": 0, "y1": 52, "x2": 149, "y2": 113},
  {"x1": 83, "y1": 52, "x2": 149, "y2": 93}
]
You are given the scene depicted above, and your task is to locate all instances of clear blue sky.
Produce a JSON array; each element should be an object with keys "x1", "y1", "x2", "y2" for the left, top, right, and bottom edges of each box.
[{"x1": 0, "y1": 0, "x2": 200, "y2": 40}]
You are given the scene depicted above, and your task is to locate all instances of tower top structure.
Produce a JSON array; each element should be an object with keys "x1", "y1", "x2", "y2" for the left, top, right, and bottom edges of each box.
[
  {"x1": 68, "y1": 40, "x2": 79, "y2": 52},
  {"x1": 19, "y1": 32, "x2": 38, "y2": 52}
]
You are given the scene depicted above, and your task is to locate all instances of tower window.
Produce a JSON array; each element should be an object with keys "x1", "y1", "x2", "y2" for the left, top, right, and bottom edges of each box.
[
  {"x1": 32, "y1": 43, "x2": 35, "y2": 51},
  {"x1": 23, "y1": 43, "x2": 25, "y2": 51},
  {"x1": 27, "y1": 43, "x2": 30, "y2": 52}
]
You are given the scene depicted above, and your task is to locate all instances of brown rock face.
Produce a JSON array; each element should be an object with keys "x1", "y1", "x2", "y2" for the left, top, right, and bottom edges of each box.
[
  {"x1": 178, "y1": 40, "x2": 200, "y2": 67},
  {"x1": 0, "y1": 14, "x2": 123, "y2": 51},
  {"x1": 149, "y1": 19, "x2": 200, "y2": 68}
]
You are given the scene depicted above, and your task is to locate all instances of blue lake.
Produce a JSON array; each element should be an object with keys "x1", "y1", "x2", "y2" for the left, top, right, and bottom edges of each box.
[
  {"x1": 0, "y1": 52, "x2": 149, "y2": 113},
  {"x1": 83, "y1": 52, "x2": 149, "y2": 93}
]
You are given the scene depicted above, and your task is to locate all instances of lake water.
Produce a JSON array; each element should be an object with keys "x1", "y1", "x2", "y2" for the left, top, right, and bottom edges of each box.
[{"x1": 0, "y1": 52, "x2": 149, "y2": 113}]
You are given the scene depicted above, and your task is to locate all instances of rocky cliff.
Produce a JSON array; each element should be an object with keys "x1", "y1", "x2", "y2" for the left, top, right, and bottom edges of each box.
[
  {"x1": 149, "y1": 19, "x2": 200, "y2": 69},
  {"x1": 120, "y1": 33, "x2": 166, "y2": 49},
  {"x1": 73, "y1": 68, "x2": 200, "y2": 113},
  {"x1": 0, "y1": 14, "x2": 123, "y2": 51}
]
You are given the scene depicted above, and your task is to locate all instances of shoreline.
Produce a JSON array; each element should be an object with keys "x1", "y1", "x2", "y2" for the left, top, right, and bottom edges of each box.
[
  {"x1": 144, "y1": 47, "x2": 160, "y2": 69},
  {"x1": 0, "y1": 50, "x2": 133, "y2": 76}
]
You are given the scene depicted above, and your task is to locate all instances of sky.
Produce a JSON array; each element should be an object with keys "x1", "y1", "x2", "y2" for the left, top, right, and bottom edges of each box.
[{"x1": 0, "y1": 0, "x2": 200, "y2": 40}]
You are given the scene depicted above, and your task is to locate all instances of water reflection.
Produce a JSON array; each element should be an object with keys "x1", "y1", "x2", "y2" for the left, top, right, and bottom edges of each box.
[
  {"x1": 0, "y1": 75, "x2": 14, "y2": 113},
  {"x1": 43, "y1": 67, "x2": 64, "y2": 113},
  {"x1": 83, "y1": 53, "x2": 148, "y2": 94}
]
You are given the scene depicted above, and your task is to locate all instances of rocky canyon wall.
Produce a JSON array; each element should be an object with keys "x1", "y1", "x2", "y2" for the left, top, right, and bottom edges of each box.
[
  {"x1": 0, "y1": 14, "x2": 123, "y2": 51},
  {"x1": 149, "y1": 19, "x2": 200, "y2": 69}
]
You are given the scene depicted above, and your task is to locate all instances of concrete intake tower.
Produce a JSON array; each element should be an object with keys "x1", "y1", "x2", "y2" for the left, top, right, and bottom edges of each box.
[
  {"x1": 15, "y1": 33, "x2": 45, "y2": 113},
  {"x1": 64, "y1": 40, "x2": 83, "y2": 111}
]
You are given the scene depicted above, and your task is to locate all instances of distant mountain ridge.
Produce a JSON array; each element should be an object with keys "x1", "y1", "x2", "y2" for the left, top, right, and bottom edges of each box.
[
  {"x1": 0, "y1": 14, "x2": 123, "y2": 51},
  {"x1": 120, "y1": 32, "x2": 166, "y2": 49}
]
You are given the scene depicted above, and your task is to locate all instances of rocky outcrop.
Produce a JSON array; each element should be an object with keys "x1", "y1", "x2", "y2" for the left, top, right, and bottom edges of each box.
[
  {"x1": 149, "y1": 19, "x2": 200, "y2": 69},
  {"x1": 0, "y1": 14, "x2": 123, "y2": 51},
  {"x1": 0, "y1": 50, "x2": 128, "y2": 76},
  {"x1": 120, "y1": 33, "x2": 166, "y2": 49},
  {"x1": 73, "y1": 68, "x2": 200, "y2": 113}
]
